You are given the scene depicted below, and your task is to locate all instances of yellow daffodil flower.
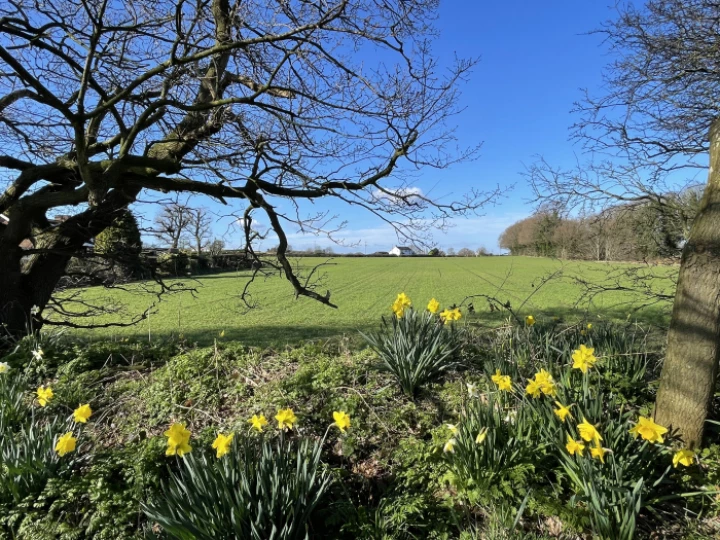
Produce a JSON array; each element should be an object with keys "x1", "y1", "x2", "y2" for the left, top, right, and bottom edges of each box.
[
  {"x1": 333, "y1": 411, "x2": 351, "y2": 433},
  {"x1": 572, "y1": 344, "x2": 598, "y2": 374},
  {"x1": 577, "y1": 418, "x2": 603, "y2": 445},
  {"x1": 55, "y1": 432, "x2": 77, "y2": 457},
  {"x1": 629, "y1": 416, "x2": 668, "y2": 444},
  {"x1": 0, "y1": 362, "x2": 8, "y2": 374},
  {"x1": 531, "y1": 369, "x2": 557, "y2": 397},
  {"x1": 275, "y1": 408, "x2": 297, "y2": 430},
  {"x1": 491, "y1": 369, "x2": 512, "y2": 392},
  {"x1": 476, "y1": 428, "x2": 488, "y2": 444},
  {"x1": 566, "y1": 434, "x2": 585, "y2": 456},
  {"x1": 439, "y1": 308, "x2": 454, "y2": 324},
  {"x1": 37, "y1": 386, "x2": 53, "y2": 407},
  {"x1": 587, "y1": 323, "x2": 593, "y2": 330},
  {"x1": 590, "y1": 442, "x2": 607, "y2": 463},
  {"x1": 164, "y1": 423, "x2": 192, "y2": 457},
  {"x1": 553, "y1": 401, "x2": 573, "y2": 423},
  {"x1": 427, "y1": 298, "x2": 440, "y2": 314},
  {"x1": 451, "y1": 308, "x2": 462, "y2": 321},
  {"x1": 73, "y1": 404, "x2": 92, "y2": 423},
  {"x1": 525, "y1": 315, "x2": 536, "y2": 326},
  {"x1": 392, "y1": 299, "x2": 406, "y2": 318},
  {"x1": 446, "y1": 423, "x2": 459, "y2": 436},
  {"x1": 392, "y1": 293, "x2": 412, "y2": 317},
  {"x1": 219, "y1": 330, "x2": 225, "y2": 338},
  {"x1": 443, "y1": 438, "x2": 457, "y2": 454},
  {"x1": 673, "y1": 448, "x2": 695, "y2": 468},
  {"x1": 249, "y1": 414, "x2": 269, "y2": 432},
  {"x1": 526, "y1": 379, "x2": 542, "y2": 398},
  {"x1": 212, "y1": 433, "x2": 234, "y2": 458},
  {"x1": 396, "y1": 292, "x2": 412, "y2": 308}
]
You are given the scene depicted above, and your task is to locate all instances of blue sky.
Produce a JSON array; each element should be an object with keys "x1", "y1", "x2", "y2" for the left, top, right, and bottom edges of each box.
[{"x1": 139, "y1": 1, "x2": 616, "y2": 253}]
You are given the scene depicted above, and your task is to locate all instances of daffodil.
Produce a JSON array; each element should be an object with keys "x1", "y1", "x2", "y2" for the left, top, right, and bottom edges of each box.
[
  {"x1": 55, "y1": 432, "x2": 77, "y2": 457},
  {"x1": 30, "y1": 305, "x2": 40, "y2": 315},
  {"x1": 491, "y1": 369, "x2": 512, "y2": 392},
  {"x1": 219, "y1": 330, "x2": 225, "y2": 338},
  {"x1": 525, "y1": 315, "x2": 536, "y2": 326},
  {"x1": 37, "y1": 385, "x2": 53, "y2": 407},
  {"x1": 396, "y1": 292, "x2": 412, "y2": 308},
  {"x1": 476, "y1": 428, "x2": 488, "y2": 444},
  {"x1": 427, "y1": 298, "x2": 440, "y2": 314},
  {"x1": 526, "y1": 369, "x2": 556, "y2": 397},
  {"x1": 451, "y1": 308, "x2": 462, "y2": 321},
  {"x1": 212, "y1": 433, "x2": 234, "y2": 458},
  {"x1": 0, "y1": 362, "x2": 8, "y2": 374},
  {"x1": 526, "y1": 379, "x2": 542, "y2": 398},
  {"x1": 553, "y1": 401, "x2": 573, "y2": 422},
  {"x1": 566, "y1": 434, "x2": 585, "y2": 456},
  {"x1": 577, "y1": 418, "x2": 603, "y2": 445},
  {"x1": 333, "y1": 411, "x2": 351, "y2": 433},
  {"x1": 466, "y1": 382, "x2": 479, "y2": 398},
  {"x1": 32, "y1": 348, "x2": 44, "y2": 361},
  {"x1": 275, "y1": 408, "x2": 297, "y2": 430},
  {"x1": 439, "y1": 308, "x2": 454, "y2": 324},
  {"x1": 393, "y1": 293, "x2": 412, "y2": 317},
  {"x1": 73, "y1": 404, "x2": 92, "y2": 423},
  {"x1": 249, "y1": 414, "x2": 268, "y2": 432},
  {"x1": 443, "y1": 438, "x2": 457, "y2": 454},
  {"x1": 673, "y1": 448, "x2": 695, "y2": 468},
  {"x1": 446, "y1": 423, "x2": 459, "y2": 435},
  {"x1": 587, "y1": 323, "x2": 593, "y2": 330},
  {"x1": 590, "y1": 442, "x2": 607, "y2": 463},
  {"x1": 629, "y1": 416, "x2": 668, "y2": 444},
  {"x1": 164, "y1": 423, "x2": 192, "y2": 457},
  {"x1": 572, "y1": 345, "x2": 598, "y2": 374}
]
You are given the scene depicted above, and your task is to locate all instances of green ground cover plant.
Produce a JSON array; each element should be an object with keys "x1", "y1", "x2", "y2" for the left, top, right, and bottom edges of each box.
[{"x1": 0, "y1": 293, "x2": 718, "y2": 539}]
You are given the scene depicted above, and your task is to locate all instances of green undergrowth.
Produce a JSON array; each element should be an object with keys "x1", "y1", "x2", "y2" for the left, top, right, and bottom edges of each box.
[{"x1": 0, "y1": 318, "x2": 718, "y2": 539}]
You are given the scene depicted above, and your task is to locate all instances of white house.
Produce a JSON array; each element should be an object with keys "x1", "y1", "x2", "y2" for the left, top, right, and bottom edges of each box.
[{"x1": 389, "y1": 245, "x2": 415, "y2": 256}]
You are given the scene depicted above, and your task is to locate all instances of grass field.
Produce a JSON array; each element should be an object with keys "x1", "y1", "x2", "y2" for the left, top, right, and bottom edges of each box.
[{"x1": 70, "y1": 256, "x2": 677, "y2": 346}]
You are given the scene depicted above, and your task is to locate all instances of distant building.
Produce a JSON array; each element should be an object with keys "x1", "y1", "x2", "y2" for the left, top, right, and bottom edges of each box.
[{"x1": 389, "y1": 245, "x2": 415, "y2": 256}]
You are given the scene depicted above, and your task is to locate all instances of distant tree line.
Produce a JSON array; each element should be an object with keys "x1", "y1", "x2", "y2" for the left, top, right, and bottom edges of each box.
[{"x1": 499, "y1": 189, "x2": 701, "y2": 262}]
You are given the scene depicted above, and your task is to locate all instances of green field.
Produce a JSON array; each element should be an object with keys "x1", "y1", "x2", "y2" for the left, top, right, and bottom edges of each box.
[{"x1": 71, "y1": 256, "x2": 676, "y2": 346}]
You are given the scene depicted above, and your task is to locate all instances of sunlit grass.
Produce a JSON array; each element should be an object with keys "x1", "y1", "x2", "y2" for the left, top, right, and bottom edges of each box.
[{"x1": 66, "y1": 256, "x2": 676, "y2": 347}]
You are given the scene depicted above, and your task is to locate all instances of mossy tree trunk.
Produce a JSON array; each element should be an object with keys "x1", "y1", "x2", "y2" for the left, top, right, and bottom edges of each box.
[{"x1": 655, "y1": 118, "x2": 720, "y2": 447}]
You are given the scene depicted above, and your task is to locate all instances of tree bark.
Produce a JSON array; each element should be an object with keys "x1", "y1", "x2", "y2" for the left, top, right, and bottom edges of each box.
[{"x1": 655, "y1": 118, "x2": 720, "y2": 447}]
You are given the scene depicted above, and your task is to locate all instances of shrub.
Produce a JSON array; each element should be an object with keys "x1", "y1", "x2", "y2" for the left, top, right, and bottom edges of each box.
[
  {"x1": 143, "y1": 433, "x2": 334, "y2": 539},
  {"x1": 363, "y1": 301, "x2": 463, "y2": 397}
]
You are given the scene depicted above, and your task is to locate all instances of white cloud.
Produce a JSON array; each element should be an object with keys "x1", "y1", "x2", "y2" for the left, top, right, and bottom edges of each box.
[{"x1": 371, "y1": 186, "x2": 425, "y2": 205}]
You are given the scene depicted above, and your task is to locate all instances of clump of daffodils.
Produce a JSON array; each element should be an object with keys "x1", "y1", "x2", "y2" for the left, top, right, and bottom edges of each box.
[
  {"x1": 525, "y1": 369, "x2": 556, "y2": 398},
  {"x1": 392, "y1": 293, "x2": 412, "y2": 318}
]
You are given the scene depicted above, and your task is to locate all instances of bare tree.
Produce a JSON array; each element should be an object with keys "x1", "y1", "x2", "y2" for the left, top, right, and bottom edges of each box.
[
  {"x1": 529, "y1": 0, "x2": 720, "y2": 446},
  {"x1": 187, "y1": 208, "x2": 212, "y2": 256},
  {"x1": 0, "y1": 0, "x2": 493, "y2": 340},
  {"x1": 154, "y1": 201, "x2": 193, "y2": 251}
]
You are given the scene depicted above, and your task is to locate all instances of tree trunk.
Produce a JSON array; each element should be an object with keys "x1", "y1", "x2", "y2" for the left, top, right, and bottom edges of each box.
[{"x1": 655, "y1": 118, "x2": 720, "y2": 447}]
